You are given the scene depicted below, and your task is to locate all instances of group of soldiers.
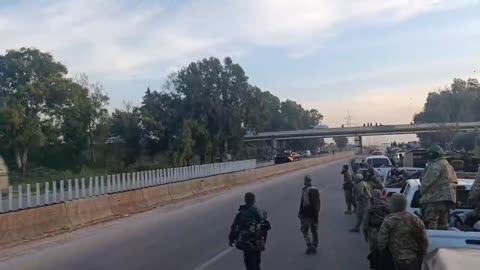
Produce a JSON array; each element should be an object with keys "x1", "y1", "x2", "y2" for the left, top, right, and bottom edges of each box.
[
  {"x1": 342, "y1": 145, "x2": 480, "y2": 270},
  {"x1": 227, "y1": 145, "x2": 480, "y2": 270},
  {"x1": 228, "y1": 176, "x2": 320, "y2": 270}
]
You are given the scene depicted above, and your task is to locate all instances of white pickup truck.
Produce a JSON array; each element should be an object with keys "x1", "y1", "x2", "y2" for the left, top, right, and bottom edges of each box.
[
  {"x1": 401, "y1": 179, "x2": 480, "y2": 252},
  {"x1": 383, "y1": 167, "x2": 424, "y2": 198},
  {"x1": 365, "y1": 155, "x2": 393, "y2": 179}
]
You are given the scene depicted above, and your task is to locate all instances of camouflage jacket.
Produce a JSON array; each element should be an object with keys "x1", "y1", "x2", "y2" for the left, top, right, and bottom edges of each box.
[
  {"x1": 354, "y1": 181, "x2": 371, "y2": 203},
  {"x1": 469, "y1": 167, "x2": 480, "y2": 201},
  {"x1": 420, "y1": 158, "x2": 458, "y2": 205},
  {"x1": 377, "y1": 211, "x2": 428, "y2": 261}
]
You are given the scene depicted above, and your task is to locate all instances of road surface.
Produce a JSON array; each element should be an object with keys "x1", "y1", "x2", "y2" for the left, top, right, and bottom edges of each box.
[{"x1": 0, "y1": 158, "x2": 369, "y2": 270}]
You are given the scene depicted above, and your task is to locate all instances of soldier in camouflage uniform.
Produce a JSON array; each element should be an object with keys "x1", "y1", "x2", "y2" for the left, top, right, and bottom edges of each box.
[
  {"x1": 350, "y1": 173, "x2": 371, "y2": 232},
  {"x1": 341, "y1": 165, "x2": 355, "y2": 214},
  {"x1": 420, "y1": 145, "x2": 458, "y2": 230},
  {"x1": 298, "y1": 175, "x2": 321, "y2": 254},
  {"x1": 377, "y1": 194, "x2": 428, "y2": 270},
  {"x1": 469, "y1": 165, "x2": 480, "y2": 216},
  {"x1": 363, "y1": 189, "x2": 390, "y2": 254},
  {"x1": 229, "y1": 192, "x2": 267, "y2": 270}
]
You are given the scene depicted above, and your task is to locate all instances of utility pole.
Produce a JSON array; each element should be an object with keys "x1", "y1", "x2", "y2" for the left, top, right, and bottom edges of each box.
[{"x1": 345, "y1": 109, "x2": 352, "y2": 127}]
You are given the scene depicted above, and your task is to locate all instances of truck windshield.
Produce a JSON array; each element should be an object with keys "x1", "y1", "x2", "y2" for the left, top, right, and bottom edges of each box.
[{"x1": 367, "y1": 158, "x2": 391, "y2": 168}]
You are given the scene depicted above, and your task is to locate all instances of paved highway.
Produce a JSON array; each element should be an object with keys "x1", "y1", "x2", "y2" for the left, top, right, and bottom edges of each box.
[{"x1": 0, "y1": 158, "x2": 369, "y2": 270}]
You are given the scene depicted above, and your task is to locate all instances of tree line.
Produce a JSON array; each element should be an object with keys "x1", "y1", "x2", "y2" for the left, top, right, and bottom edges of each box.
[
  {"x1": 414, "y1": 78, "x2": 480, "y2": 151},
  {"x1": 0, "y1": 48, "x2": 323, "y2": 176}
]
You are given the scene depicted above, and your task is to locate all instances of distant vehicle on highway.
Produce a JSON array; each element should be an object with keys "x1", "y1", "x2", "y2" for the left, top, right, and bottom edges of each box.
[
  {"x1": 370, "y1": 151, "x2": 384, "y2": 156},
  {"x1": 365, "y1": 155, "x2": 393, "y2": 177},
  {"x1": 301, "y1": 150, "x2": 312, "y2": 157}
]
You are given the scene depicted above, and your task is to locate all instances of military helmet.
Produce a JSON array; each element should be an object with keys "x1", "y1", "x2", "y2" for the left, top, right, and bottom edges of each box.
[
  {"x1": 427, "y1": 145, "x2": 445, "y2": 160},
  {"x1": 356, "y1": 173, "x2": 364, "y2": 181}
]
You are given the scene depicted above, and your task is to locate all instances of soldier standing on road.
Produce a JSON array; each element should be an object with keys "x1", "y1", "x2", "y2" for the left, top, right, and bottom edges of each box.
[
  {"x1": 363, "y1": 189, "x2": 390, "y2": 253},
  {"x1": 377, "y1": 194, "x2": 428, "y2": 270},
  {"x1": 420, "y1": 145, "x2": 458, "y2": 230},
  {"x1": 341, "y1": 165, "x2": 355, "y2": 214},
  {"x1": 350, "y1": 173, "x2": 371, "y2": 232},
  {"x1": 298, "y1": 175, "x2": 321, "y2": 254},
  {"x1": 229, "y1": 192, "x2": 269, "y2": 270}
]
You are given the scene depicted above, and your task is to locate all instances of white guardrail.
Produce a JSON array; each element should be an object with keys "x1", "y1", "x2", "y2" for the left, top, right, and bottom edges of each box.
[{"x1": 0, "y1": 159, "x2": 257, "y2": 213}]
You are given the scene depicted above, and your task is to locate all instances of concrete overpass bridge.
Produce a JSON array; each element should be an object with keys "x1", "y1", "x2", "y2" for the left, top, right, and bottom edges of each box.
[{"x1": 243, "y1": 121, "x2": 480, "y2": 154}]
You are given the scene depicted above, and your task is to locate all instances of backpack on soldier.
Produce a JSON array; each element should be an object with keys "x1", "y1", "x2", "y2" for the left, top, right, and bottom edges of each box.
[
  {"x1": 368, "y1": 206, "x2": 389, "y2": 227},
  {"x1": 234, "y1": 207, "x2": 264, "y2": 251}
]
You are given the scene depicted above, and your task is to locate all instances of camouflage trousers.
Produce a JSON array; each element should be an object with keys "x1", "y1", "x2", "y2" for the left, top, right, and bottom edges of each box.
[
  {"x1": 300, "y1": 218, "x2": 318, "y2": 248},
  {"x1": 367, "y1": 227, "x2": 380, "y2": 253},
  {"x1": 353, "y1": 200, "x2": 368, "y2": 230},
  {"x1": 344, "y1": 189, "x2": 355, "y2": 211},
  {"x1": 424, "y1": 202, "x2": 453, "y2": 230}
]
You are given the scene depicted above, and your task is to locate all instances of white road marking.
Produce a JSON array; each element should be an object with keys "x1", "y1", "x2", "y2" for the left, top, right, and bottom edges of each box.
[{"x1": 193, "y1": 247, "x2": 235, "y2": 270}]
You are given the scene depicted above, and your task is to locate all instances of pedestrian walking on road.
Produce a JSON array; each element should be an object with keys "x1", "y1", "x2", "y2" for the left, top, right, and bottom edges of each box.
[
  {"x1": 298, "y1": 175, "x2": 321, "y2": 254},
  {"x1": 420, "y1": 145, "x2": 458, "y2": 230},
  {"x1": 377, "y1": 194, "x2": 428, "y2": 270},
  {"x1": 229, "y1": 192, "x2": 270, "y2": 270},
  {"x1": 363, "y1": 189, "x2": 390, "y2": 269},
  {"x1": 350, "y1": 173, "x2": 371, "y2": 232},
  {"x1": 341, "y1": 165, "x2": 355, "y2": 214}
]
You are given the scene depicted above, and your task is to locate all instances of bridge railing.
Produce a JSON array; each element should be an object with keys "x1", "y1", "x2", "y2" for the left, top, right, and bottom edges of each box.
[{"x1": 0, "y1": 159, "x2": 256, "y2": 213}]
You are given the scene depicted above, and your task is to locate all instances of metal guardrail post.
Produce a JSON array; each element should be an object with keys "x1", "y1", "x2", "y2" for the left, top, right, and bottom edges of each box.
[
  {"x1": 94, "y1": 176, "x2": 99, "y2": 195},
  {"x1": 45, "y1": 182, "x2": 50, "y2": 205},
  {"x1": 18, "y1": 185, "x2": 23, "y2": 210},
  {"x1": 8, "y1": 186, "x2": 13, "y2": 211},
  {"x1": 81, "y1": 178, "x2": 86, "y2": 198},
  {"x1": 52, "y1": 181, "x2": 57, "y2": 203},
  {"x1": 88, "y1": 177, "x2": 94, "y2": 197},
  {"x1": 60, "y1": 180, "x2": 64, "y2": 202},
  {"x1": 75, "y1": 178, "x2": 80, "y2": 199},
  {"x1": 27, "y1": 184, "x2": 31, "y2": 208},
  {"x1": 67, "y1": 179, "x2": 73, "y2": 201},
  {"x1": 36, "y1": 183, "x2": 41, "y2": 206},
  {"x1": 107, "y1": 175, "x2": 111, "y2": 193},
  {"x1": 122, "y1": 173, "x2": 126, "y2": 191},
  {"x1": 100, "y1": 175, "x2": 105, "y2": 195}
]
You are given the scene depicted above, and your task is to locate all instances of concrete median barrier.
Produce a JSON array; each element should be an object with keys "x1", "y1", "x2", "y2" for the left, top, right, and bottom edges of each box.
[
  {"x1": 109, "y1": 190, "x2": 149, "y2": 215},
  {"x1": 0, "y1": 204, "x2": 69, "y2": 246},
  {"x1": 168, "y1": 181, "x2": 195, "y2": 200},
  {"x1": 201, "y1": 175, "x2": 229, "y2": 192},
  {"x1": 65, "y1": 196, "x2": 115, "y2": 227},
  {"x1": 142, "y1": 185, "x2": 172, "y2": 207}
]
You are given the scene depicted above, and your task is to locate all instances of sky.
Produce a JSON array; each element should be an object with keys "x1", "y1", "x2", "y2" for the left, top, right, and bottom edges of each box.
[{"x1": 1, "y1": 0, "x2": 480, "y2": 144}]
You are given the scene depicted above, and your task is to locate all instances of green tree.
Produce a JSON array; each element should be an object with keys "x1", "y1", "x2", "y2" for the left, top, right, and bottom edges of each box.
[
  {"x1": 110, "y1": 103, "x2": 143, "y2": 166},
  {"x1": 334, "y1": 136, "x2": 348, "y2": 149},
  {"x1": 414, "y1": 78, "x2": 480, "y2": 147},
  {"x1": 0, "y1": 48, "x2": 69, "y2": 173},
  {"x1": 76, "y1": 73, "x2": 110, "y2": 163}
]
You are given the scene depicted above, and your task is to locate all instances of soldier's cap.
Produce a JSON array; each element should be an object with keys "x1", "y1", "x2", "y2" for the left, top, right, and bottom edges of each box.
[
  {"x1": 390, "y1": 193, "x2": 407, "y2": 212},
  {"x1": 244, "y1": 192, "x2": 256, "y2": 205},
  {"x1": 355, "y1": 173, "x2": 364, "y2": 180},
  {"x1": 428, "y1": 145, "x2": 445, "y2": 156},
  {"x1": 304, "y1": 175, "x2": 312, "y2": 183},
  {"x1": 343, "y1": 165, "x2": 349, "y2": 169}
]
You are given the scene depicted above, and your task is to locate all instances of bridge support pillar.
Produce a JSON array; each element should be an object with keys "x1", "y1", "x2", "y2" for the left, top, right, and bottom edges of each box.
[
  {"x1": 354, "y1": 135, "x2": 363, "y2": 155},
  {"x1": 271, "y1": 138, "x2": 278, "y2": 155}
]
